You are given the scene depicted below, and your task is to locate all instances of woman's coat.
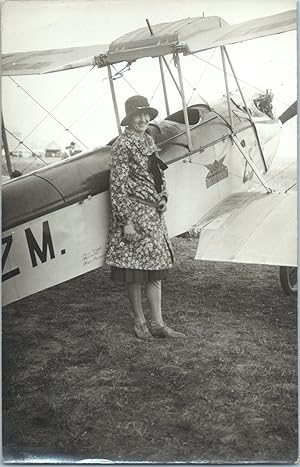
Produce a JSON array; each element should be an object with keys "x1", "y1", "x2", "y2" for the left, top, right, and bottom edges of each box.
[{"x1": 105, "y1": 128, "x2": 174, "y2": 270}]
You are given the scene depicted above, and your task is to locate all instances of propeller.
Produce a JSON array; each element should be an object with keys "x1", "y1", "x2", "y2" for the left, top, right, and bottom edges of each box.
[{"x1": 279, "y1": 101, "x2": 297, "y2": 124}]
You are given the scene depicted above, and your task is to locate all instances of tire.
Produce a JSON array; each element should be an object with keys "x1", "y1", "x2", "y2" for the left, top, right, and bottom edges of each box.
[{"x1": 279, "y1": 266, "x2": 297, "y2": 295}]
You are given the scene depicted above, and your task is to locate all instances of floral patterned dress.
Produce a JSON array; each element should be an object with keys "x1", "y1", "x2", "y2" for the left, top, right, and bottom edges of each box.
[{"x1": 105, "y1": 128, "x2": 174, "y2": 273}]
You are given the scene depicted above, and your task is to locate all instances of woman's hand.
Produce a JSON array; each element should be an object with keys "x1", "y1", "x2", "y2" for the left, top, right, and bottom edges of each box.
[
  {"x1": 124, "y1": 222, "x2": 137, "y2": 241},
  {"x1": 158, "y1": 197, "x2": 167, "y2": 214}
]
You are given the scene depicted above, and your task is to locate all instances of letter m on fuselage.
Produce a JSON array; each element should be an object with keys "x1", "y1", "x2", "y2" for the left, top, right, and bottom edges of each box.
[{"x1": 25, "y1": 220, "x2": 55, "y2": 267}]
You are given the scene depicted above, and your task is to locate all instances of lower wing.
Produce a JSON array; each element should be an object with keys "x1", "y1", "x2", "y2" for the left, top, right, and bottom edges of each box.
[{"x1": 194, "y1": 191, "x2": 297, "y2": 267}]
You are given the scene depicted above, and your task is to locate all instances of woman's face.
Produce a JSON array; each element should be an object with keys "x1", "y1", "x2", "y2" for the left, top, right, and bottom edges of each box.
[{"x1": 130, "y1": 111, "x2": 150, "y2": 136}]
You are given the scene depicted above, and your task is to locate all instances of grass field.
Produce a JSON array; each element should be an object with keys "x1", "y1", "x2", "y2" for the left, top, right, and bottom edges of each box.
[{"x1": 2, "y1": 237, "x2": 297, "y2": 464}]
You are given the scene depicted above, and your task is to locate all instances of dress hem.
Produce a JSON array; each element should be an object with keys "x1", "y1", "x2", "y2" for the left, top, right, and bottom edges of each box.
[{"x1": 110, "y1": 267, "x2": 170, "y2": 283}]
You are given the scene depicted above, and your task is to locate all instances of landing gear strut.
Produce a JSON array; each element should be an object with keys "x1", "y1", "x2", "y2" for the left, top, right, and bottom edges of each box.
[{"x1": 279, "y1": 266, "x2": 297, "y2": 295}]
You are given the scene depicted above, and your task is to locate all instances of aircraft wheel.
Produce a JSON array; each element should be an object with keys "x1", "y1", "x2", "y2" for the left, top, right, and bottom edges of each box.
[{"x1": 279, "y1": 266, "x2": 297, "y2": 295}]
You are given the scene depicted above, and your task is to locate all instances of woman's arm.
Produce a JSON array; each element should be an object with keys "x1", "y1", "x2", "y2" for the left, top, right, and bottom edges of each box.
[
  {"x1": 157, "y1": 158, "x2": 168, "y2": 213},
  {"x1": 110, "y1": 140, "x2": 133, "y2": 226},
  {"x1": 160, "y1": 161, "x2": 168, "y2": 203}
]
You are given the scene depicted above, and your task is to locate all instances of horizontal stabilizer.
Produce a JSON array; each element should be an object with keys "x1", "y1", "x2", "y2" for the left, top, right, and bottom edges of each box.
[
  {"x1": 2, "y1": 44, "x2": 108, "y2": 76},
  {"x1": 194, "y1": 191, "x2": 297, "y2": 267}
]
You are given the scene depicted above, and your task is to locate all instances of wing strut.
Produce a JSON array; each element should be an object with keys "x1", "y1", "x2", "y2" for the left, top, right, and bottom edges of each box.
[
  {"x1": 220, "y1": 46, "x2": 234, "y2": 129},
  {"x1": 223, "y1": 46, "x2": 268, "y2": 173},
  {"x1": 216, "y1": 47, "x2": 272, "y2": 192},
  {"x1": 158, "y1": 59, "x2": 170, "y2": 115},
  {"x1": 232, "y1": 137, "x2": 272, "y2": 192},
  {"x1": 174, "y1": 52, "x2": 193, "y2": 151},
  {"x1": 162, "y1": 58, "x2": 182, "y2": 96},
  {"x1": 2, "y1": 114, "x2": 12, "y2": 178},
  {"x1": 146, "y1": 19, "x2": 170, "y2": 115},
  {"x1": 107, "y1": 65, "x2": 122, "y2": 136}
]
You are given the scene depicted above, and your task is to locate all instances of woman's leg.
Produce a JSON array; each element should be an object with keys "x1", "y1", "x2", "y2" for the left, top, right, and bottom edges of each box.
[
  {"x1": 145, "y1": 280, "x2": 164, "y2": 327},
  {"x1": 127, "y1": 282, "x2": 152, "y2": 339},
  {"x1": 146, "y1": 280, "x2": 186, "y2": 338},
  {"x1": 127, "y1": 282, "x2": 145, "y2": 324}
]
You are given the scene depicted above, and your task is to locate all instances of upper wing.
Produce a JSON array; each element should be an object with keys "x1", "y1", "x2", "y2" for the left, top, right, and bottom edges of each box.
[
  {"x1": 2, "y1": 10, "x2": 295, "y2": 76},
  {"x1": 194, "y1": 191, "x2": 297, "y2": 267},
  {"x1": 106, "y1": 10, "x2": 296, "y2": 65},
  {"x1": 185, "y1": 9, "x2": 296, "y2": 55},
  {"x1": 2, "y1": 44, "x2": 108, "y2": 76}
]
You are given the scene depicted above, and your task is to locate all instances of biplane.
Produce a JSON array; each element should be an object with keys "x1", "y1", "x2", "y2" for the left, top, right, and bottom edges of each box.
[{"x1": 2, "y1": 9, "x2": 297, "y2": 306}]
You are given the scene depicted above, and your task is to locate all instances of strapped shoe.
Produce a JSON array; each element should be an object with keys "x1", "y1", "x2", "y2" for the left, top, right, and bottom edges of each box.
[
  {"x1": 134, "y1": 322, "x2": 153, "y2": 340},
  {"x1": 150, "y1": 323, "x2": 186, "y2": 338}
]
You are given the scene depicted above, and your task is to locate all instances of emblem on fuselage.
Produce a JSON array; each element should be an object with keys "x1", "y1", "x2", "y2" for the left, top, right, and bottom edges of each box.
[{"x1": 204, "y1": 155, "x2": 228, "y2": 188}]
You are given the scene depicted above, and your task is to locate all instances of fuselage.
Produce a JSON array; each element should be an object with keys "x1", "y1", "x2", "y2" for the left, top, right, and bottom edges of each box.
[{"x1": 2, "y1": 99, "x2": 282, "y2": 305}]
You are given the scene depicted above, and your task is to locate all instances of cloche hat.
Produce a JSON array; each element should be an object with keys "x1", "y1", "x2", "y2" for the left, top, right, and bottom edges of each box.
[{"x1": 121, "y1": 95, "x2": 158, "y2": 126}]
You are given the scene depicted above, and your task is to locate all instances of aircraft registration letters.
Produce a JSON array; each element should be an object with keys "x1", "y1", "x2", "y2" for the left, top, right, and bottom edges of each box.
[
  {"x1": 2, "y1": 220, "x2": 56, "y2": 283},
  {"x1": 2, "y1": 191, "x2": 110, "y2": 306}
]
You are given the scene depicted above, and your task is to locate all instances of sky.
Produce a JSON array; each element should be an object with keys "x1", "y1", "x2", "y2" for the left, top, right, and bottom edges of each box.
[{"x1": 1, "y1": 0, "x2": 297, "y2": 154}]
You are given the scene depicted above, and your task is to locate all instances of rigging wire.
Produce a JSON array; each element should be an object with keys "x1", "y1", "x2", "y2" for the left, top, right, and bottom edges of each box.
[
  {"x1": 4, "y1": 127, "x2": 48, "y2": 169},
  {"x1": 149, "y1": 56, "x2": 170, "y2": 104},
  {"x1": 182, "y1": 74, "x2": 210, "y2": 106},
  {"x1": 285, "y1": 182, "x2": 297, "y2": 193},
  {"x1": 54, "y1": 82, "x2": 111, "y2": 142},
  {"x1": 149, "y1": 56, "x2": 174, "y2": 104},
  {"x1": 167, "y1": 55, "x2": 210, "y2": 106},
  {"x1": 224, "y1": 158, "x2": 297, "y2": 196},
  {"x1": 108, "y1": 62, "x2": 132, "y2": 80},
  {"x1": 192, "y1": 53, "x2": 263, "y2": 93},
  {"x1": 187, "y1": 142, "x2": 296, "y2": 192},
  {"x1": 8, "y1": 76, "x2": 89, "y2": 149},
  {"x1": 187, "y1": 48, "x2": 217, "y2": 105},
  {"x1": 11, "y1": 66, "x2": 96, "y2": 153},
  {"x1": 111, "y1": 64, "x2": 139, "y2": 93},
  {"x1": 2, "y1": 164, "x2": 9, "y2": 175},
  {"x1": 18, "y1": 157, "x2": 44, "y2": 175},
  {"x1": 191, "y1": 53, "x2": 293, "y2": 108},
  {"x1": 250, "y1": 159, "x2": 297, "y2": 194},
  {"x1": 188, "y1": 158, "x2": 262, "y2": 187},
  {"x1": 266, "y1": 160, "x2": 297, "y2": 183},
  {"x1": 149, "y1": 79, "x2": 163, "y2": 104}
]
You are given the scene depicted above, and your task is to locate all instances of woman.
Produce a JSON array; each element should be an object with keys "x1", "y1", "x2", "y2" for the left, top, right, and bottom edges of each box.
[{"x1": 106, "y1": 95, "x2": 185, "y2": 340}]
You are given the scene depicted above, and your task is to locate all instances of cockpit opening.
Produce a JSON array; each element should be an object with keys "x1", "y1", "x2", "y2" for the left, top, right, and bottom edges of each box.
[{"x1": 165, "y1": 104, "x2": 211, "y2": 125}]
